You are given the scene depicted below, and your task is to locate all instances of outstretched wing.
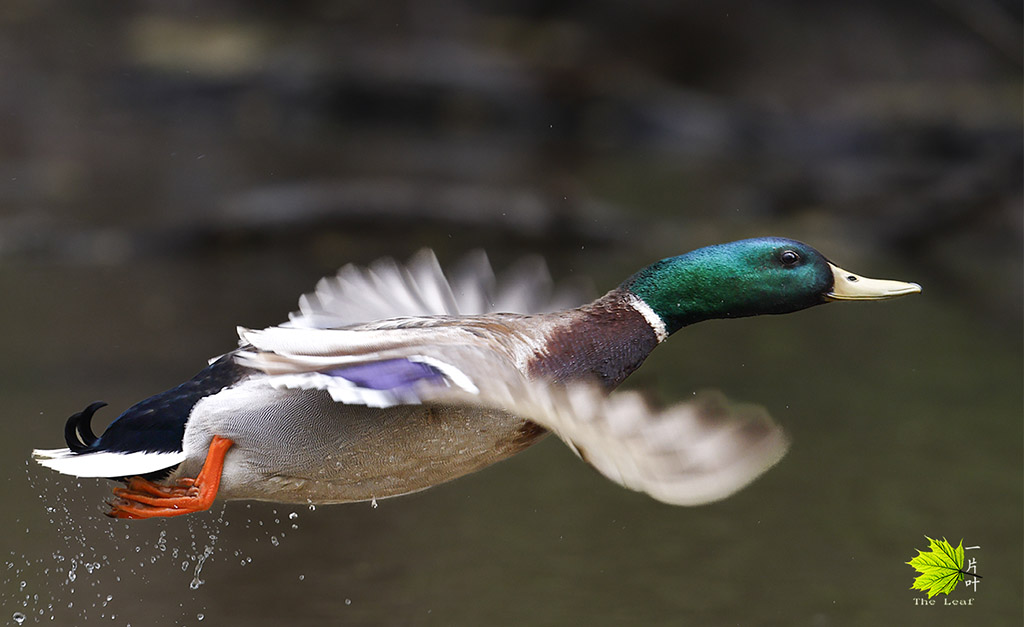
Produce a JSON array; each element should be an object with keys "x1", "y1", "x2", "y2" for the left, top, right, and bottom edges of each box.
[
  {"x1": 233, "y1": 248, "x2": 586, "y2": 394},
  {"x1": 425, "y1": 371, "x2": 789, "y2": 506},
  {"x1": 285, "y1": 249, "x2": 586, "y2": 329}
]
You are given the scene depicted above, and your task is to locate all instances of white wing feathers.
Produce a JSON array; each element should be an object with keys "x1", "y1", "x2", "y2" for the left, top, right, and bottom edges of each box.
[
  {"x1": 286, "y1": 249, "x2": 585, "y2": 329},
  {"x1": 234, "y1": 324, "x2": 524, "y2": 376},
  {"x1": 424, "y1": 374, "x2": 789, "y2": 506}
]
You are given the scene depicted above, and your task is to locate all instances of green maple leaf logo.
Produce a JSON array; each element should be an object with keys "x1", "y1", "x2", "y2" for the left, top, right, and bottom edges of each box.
[{"x1": 906, "y1": 536, "x2": 980, "y2": 598}]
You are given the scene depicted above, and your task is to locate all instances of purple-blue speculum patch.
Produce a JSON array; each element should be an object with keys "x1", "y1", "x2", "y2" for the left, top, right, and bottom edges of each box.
[{"x1": 324, "y1": 358, "x2": 446, "y2": 390}]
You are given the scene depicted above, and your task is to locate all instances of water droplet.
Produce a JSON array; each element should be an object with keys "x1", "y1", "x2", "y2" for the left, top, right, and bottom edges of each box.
[
  {"x1": 288, "y1": 512, "x2": 298, "y2": 520},
  {"x1": 370, "y1": 498, "x2": 378, "y2": 509},
  {"x1": 13, "y1": 612, "x2": 26, "y2": 625},
  {"x1": 270, "y1": 536, "x2": 279, "y2": 547},
  {"x1": 345, "y1": 599, "x2": 352, "y2": 606},
  {"x1": 298, "y1": 574, "x2": 305, "y2": 581},
  {"x1": 197, "y1": 613, "x2": 204, "y2": 621}
]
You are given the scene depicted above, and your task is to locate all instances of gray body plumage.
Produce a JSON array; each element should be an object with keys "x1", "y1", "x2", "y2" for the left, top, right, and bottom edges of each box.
[{"x1": 178, "y1": 378, "x2": 543, "y2": 504}]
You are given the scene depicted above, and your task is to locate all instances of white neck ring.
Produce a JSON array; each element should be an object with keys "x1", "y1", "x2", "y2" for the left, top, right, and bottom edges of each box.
[{"x1": 627, "y1": 293, "x2": 669, "y2": 343}]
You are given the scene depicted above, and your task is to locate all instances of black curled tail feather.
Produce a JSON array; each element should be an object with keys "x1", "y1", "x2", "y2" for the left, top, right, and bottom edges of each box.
[{"x1": 64, "y1": 401, "x2": 106, "y2": 452}]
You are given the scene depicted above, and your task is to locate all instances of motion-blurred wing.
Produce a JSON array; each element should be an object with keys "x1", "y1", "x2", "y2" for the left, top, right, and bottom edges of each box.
[
  {"x1": 286, "y1": 249, "x2": 586, "y2": 329},
  {"x1": 428, "y1": 375, "x2": 789, "y2": 506}
]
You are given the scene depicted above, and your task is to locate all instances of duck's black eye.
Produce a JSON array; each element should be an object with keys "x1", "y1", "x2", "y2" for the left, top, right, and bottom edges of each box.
[{"x1": 779, "y1": 250, "x2": 801, "y2": 266}]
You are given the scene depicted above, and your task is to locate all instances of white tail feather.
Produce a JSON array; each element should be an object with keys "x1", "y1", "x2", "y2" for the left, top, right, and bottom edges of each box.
[{"x1": 32, "y1": 448, "x2": 186, "y2": 478}]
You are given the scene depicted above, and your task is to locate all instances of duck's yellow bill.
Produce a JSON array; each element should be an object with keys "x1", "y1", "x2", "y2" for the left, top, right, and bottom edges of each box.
[{"x1": 825, "y1": 263, "x2": 922, "y2": 301}]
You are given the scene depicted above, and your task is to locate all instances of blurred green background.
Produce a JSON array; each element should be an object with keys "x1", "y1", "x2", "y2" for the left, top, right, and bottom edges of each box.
[{"x1": 1, "y1": 2, "x2": 1021, "y2": 625}]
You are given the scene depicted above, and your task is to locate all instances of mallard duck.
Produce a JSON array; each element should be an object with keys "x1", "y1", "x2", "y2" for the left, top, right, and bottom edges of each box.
[{"x1": 33, "y1": 237, "x2": 920, "y2": 519}]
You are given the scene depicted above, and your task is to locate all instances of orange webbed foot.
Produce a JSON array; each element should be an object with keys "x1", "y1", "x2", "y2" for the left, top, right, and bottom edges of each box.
[{"x1": 107, "y1": 436, "x2": 234, "y2": 519}]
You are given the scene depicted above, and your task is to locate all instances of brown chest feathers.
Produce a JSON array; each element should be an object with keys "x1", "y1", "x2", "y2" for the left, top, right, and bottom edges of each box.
[{"x1": 527, "y1": 289, "x2": 661, "y2": 389}]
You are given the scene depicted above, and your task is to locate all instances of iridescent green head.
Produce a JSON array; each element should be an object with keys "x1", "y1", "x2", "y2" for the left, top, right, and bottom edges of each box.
[{"x1": 623, "y1": 237, "x2": 920, "y2": 334}]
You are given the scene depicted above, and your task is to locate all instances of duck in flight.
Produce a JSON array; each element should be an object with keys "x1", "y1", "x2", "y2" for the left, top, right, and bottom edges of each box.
[{"x1": 33, "y1": 237, "x2": 920, "y2": 519}]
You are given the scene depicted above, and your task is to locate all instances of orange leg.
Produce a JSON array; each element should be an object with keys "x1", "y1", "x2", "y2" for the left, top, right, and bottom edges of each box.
[{"x1": 107, "y1": 436, "x2": 234, "y2": 519}]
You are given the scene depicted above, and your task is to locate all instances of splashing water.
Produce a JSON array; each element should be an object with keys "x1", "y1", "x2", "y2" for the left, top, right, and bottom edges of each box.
[
  {"x1": 13, "y1": 463, "x2": 329, "y2": 624},
  {"x1": 189, "y1": 545, "x2": 216, "y2": 590}
]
